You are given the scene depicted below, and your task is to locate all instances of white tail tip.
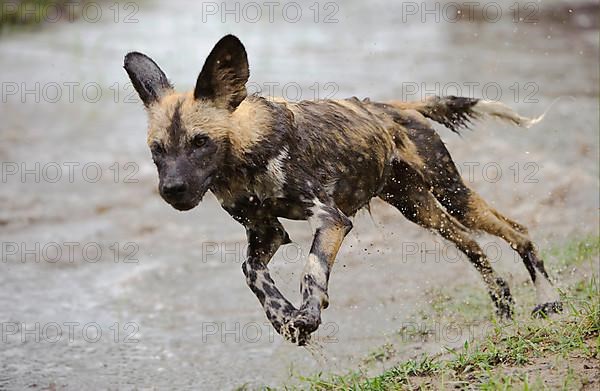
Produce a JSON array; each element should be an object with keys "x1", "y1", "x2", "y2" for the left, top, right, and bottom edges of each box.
[{"x1": 472, "y1": 97, "x2": 566, "y2": 129}]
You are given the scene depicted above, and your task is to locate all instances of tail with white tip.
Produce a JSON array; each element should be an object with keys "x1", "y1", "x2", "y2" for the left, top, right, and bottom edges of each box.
[{"x1": 389, "y1": 95, "x2": 551, "y2": 133}]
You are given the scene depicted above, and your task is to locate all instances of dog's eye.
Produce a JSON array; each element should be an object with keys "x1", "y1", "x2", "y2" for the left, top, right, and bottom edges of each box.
[
  {"x1": 151, "y1": 142, "x2": 165, "y2": 155},
  {"x1": 192, "y1": 134, "x2": 208, "y2": 149}
]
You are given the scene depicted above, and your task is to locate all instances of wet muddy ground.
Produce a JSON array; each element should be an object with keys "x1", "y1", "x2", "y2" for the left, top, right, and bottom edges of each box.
[{"x1": 0, "y1": 0, "x2": 598, "y2": 389}]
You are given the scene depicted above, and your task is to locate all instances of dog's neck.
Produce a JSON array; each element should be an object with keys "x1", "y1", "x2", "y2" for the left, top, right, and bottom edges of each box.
[{"x1": 211, "y1": 96, "x2": 295, "y2": 206}]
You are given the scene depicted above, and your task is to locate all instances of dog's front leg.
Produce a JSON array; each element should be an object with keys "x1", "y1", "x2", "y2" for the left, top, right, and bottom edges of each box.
[
  {"x1": 284, "y1": 200, "x2": 353, "y2": 344},
  {"x1": 241, "y1": 220, "x2": 300, "y2": 340}
]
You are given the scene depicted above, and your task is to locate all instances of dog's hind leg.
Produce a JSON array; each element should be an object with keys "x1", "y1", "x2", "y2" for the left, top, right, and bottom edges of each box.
[
  {"x1": 380, "y1": 160, "x2": 514, "y2": 319},
  {"x1": 489, "y1": 209, "x2": 529, "y2": 235},
  {"x1": 402, "y1": 122, "x2": 561, "y2": 316},
  {"x1": 398, "y1": 118, "x2": 562, "y2": 315},
  {"x1": 449, "y1": 192, "x2": 562, "y2": 317},
  {"x1": 388, "y1": 99, "x2": 560, "y2": 316}
]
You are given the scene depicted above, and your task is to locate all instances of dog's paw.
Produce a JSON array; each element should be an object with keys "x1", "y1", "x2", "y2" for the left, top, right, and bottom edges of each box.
[
  {"x1": 280, "y1": 308, "x2": 321, "y2": 346},
  {"x1": 532, "y1": 301, "x2": 563, "y2": 318}
]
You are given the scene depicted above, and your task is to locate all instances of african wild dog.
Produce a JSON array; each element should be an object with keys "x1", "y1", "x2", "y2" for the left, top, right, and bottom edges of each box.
[{"x1": 124, "y1": 35, "x2": 562, "y2": 345}]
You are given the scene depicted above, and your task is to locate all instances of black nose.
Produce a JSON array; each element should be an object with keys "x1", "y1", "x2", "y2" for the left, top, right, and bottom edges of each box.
[{"x1": 162, "y1": 181, "x2": 188, "y2": 196}]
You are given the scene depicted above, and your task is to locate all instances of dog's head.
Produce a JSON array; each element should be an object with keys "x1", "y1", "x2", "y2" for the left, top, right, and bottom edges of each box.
[{"x1": 124, "y1": 35, "x2": 249, "y2": 211}]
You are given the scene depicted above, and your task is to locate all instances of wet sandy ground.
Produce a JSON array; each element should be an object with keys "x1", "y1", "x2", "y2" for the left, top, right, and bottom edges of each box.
[{"x1": 0, "y1": 0, "x2": 598, "y2": 389}]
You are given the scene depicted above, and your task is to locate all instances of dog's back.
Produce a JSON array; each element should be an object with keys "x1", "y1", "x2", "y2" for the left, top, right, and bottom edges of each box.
[{"x1": 260, "y1": 96, "x2": 426, "y2": 215}]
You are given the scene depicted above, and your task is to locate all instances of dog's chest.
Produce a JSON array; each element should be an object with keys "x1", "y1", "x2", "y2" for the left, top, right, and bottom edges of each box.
[
  {"x1": 252, "y1": 147, "x2": 289, "y2": 200},
  {"x1": 213, "y1": 154, "x2": 289, "y2": 207}
]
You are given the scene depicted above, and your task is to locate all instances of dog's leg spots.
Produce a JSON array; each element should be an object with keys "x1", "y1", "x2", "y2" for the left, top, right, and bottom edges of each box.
[
  {"x1": 532, "y1": 301, "x2": 563, "y2": 318},
  {"x1": 488, "y1": 276, "x2": 514, "y2": 319},
  {"x1": 242, "y1": 258, "x2": 298, "y2": 337},
  {"x1": 454, "y1": 244, "x2": 514, "y2": 319},
  {"x1": 284, "y1": 199, "x2": 352, "y2": 344},
  {"x1": 240, "y1": 218, "x2": 305, "y2": 341}
]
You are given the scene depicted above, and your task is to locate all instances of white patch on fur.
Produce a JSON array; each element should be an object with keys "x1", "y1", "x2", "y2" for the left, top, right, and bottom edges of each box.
[
  {"x1": 323, "y1": 179, "x2": 338, "y2": 196},
  {"x1": 303, "y1": 253, "x2": 327, "y2": 286},
  {"x1": 266, "y1": 147, "x2": 288, "y2": 187},
  {"x1": 534, "y1": 270, "x2": 560, "y2": 304},
  {"x1": 254, "y1": 147, "x2": 288, "y2": 200},
  {"x1": 307, "y1": 198, "x2": 328, "y2": 234},
  {"x1": 473, "y1": 100, "x2": 546, "y2": 128}
]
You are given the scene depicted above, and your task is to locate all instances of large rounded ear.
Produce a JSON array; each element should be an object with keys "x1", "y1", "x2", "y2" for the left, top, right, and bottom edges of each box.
[
  {"x1": 124, "y1": 52, "x2": 173, "y2": 107},
  {"x1": 194, "y1": 35, "x2": 249, "y2": 111}
]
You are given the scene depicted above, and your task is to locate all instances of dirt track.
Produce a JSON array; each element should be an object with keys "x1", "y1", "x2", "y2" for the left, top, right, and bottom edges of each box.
[{"x1": 0, "y1": 0, "x2": 598, "y2": 389}]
